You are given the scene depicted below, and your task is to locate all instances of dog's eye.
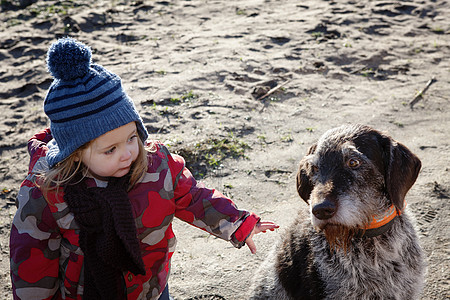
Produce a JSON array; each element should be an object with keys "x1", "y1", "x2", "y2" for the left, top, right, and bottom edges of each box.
[
  {"x1": 347, "y1": 158, "x2": 360, "y2": 168},
  {"x1": 311, "y1": 165, "x2": 319, "y2": 173}
]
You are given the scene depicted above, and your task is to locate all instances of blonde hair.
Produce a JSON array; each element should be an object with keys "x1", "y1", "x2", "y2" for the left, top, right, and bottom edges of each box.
[{"x1": 40, "y1": 136, "x2": 153, "y2": 200}]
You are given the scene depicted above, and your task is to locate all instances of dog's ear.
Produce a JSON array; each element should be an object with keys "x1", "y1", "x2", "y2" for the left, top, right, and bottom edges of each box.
[
  {"x1": 383, "y1": 138, "x2": 421, "y2": 211},
  {"x1": 296, "y1": 143, "x2": 317, "y2": 204}
]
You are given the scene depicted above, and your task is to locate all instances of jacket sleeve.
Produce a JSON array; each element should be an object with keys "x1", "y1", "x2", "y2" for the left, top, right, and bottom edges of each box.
[
  {"x1": 10, "y1": 129, "x2": 62, "y2": 300},
  {"x1": 169, "y1": 152, "x2": 260, "y2": 248},
  {"x1": 27, "y1": 128, "x2": 53, "y2": 173}
]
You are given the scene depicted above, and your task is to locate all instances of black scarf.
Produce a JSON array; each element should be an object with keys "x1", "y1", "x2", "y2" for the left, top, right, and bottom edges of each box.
[{"x1": 64, "y1": 175, "x2": 146, "y2": 300}]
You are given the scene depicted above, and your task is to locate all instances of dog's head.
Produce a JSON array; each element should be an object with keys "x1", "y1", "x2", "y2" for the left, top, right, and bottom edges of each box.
[{"x1": 296, "y1": 124, "x2": 421, "y2": 247}]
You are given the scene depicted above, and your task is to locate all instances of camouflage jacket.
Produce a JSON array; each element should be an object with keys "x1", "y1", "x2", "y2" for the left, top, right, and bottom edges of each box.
[{"x1": 10, "y1": 128, "x2": 259, "y2": 300}]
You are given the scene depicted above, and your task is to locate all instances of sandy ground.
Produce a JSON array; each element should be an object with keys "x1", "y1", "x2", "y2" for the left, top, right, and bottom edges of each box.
[{"x1": 1, "y1": 0, "x2": 449, "y2": 299}]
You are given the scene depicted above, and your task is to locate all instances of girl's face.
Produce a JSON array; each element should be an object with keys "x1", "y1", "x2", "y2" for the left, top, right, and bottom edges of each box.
[{"x1": 79, "y1": 122, "x2": 139, "y2": 180}]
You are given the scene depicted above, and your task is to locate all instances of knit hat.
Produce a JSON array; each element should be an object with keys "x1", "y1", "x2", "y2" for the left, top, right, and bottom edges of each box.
[{"x1": 44, "y1": 37, "x2": 148, "y2": 168}]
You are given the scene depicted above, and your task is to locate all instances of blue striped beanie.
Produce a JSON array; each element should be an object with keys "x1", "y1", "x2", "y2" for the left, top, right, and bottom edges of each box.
[{"x1": 44, "y1": 37, "x2": 148, "y2": 168}]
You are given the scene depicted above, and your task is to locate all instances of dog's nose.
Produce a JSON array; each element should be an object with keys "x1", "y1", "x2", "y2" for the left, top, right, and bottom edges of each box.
[{"x1": 312, "y1": 200, "x2": 336, "y2": 220}]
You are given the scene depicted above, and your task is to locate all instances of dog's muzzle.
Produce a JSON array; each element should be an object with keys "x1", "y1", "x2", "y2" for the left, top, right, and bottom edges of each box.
[{"x1": 312, "y1": 200, "x2": 336, "y2": 220}]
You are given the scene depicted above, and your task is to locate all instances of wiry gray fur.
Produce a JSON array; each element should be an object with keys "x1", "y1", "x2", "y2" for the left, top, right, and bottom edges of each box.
[{"x1": 249, "y1": 124, "x2": 425, "y2": 300}]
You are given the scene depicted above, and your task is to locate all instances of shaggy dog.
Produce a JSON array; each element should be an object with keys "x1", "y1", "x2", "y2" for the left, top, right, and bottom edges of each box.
[{"x1": 249, "y1": 124, "x2": 425, "y2": 300}]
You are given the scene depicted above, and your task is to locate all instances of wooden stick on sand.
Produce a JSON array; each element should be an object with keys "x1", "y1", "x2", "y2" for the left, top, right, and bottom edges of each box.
[
  {"x1": 409, "y1": 77, "x2": 436, "y2": 109},
  {"x1": 257, "y1": 79, "x2": 290, "y2": 101}
]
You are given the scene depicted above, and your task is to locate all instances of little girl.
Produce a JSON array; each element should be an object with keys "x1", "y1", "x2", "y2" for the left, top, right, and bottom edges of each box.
[{"x1": 9, "y1": 38, "x2": 278, "y2": 300}]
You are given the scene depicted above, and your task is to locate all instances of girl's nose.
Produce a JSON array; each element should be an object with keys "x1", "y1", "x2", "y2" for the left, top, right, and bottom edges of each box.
[{"x1": 121, "y1": 147, "x2": 132, "y2": 161}]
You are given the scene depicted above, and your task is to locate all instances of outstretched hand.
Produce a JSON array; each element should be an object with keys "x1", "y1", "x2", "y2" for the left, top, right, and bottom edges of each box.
[{"x1": 245, "y1": 221, "x2": 279, "y2": 254}]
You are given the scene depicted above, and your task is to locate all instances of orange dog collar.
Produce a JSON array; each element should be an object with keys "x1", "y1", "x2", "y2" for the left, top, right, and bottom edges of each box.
[{"x1": 360, "y1": 202, "x2": 405, "y2": 238}]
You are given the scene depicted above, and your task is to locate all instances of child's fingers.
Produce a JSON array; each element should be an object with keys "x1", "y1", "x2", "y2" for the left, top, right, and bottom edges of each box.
[
  {"x1": 256, "y1": 221, "x2": 279, "y2": 234},
  {"x1": 245, "y1": 221, "x2": 279, "y2": 254},
  {"x1": 245, "y1": 237, "x2": 257, "y2": 254}
]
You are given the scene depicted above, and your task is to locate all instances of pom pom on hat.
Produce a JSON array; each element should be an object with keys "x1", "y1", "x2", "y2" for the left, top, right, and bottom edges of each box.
[{"x1": 46, "y1": 37, "x2": 92, "y2": 81}]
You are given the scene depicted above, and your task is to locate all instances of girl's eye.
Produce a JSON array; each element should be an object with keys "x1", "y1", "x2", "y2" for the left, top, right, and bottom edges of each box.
[
  {"x1": 105, "y1": 147, "x2": 115, "y2": 155},
  {"x1": 347, "y1": 158, "x2": 360, "y2": 168},
  {"x1": 128, "y1": 135, "x2": 137, "y2": 142}
]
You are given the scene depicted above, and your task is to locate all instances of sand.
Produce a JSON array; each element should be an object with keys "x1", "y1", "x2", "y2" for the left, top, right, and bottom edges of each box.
[{"x1": 1, "y1": 0, "x2": 449, "y2": 299}]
